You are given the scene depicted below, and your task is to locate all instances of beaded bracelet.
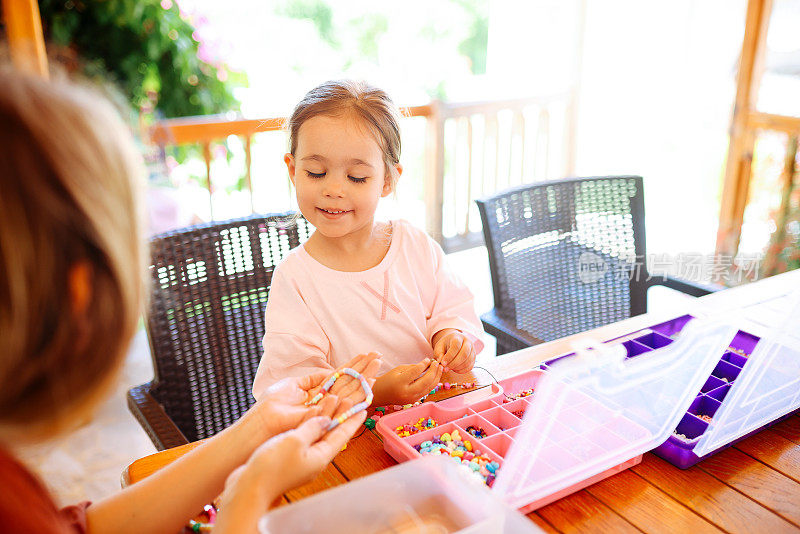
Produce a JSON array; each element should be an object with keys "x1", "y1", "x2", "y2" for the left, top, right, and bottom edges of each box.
[
  {"x1": 187, "y1": 504, "x2": 217, "y2": 532},
  {"x1": 305, "y1": 367, "x2": 373, "y2": 430}
]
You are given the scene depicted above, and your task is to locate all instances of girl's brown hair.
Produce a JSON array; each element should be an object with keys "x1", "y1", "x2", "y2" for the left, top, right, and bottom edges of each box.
[
  {"x1": 0, "y1": 70, "x2": 146, "y2": 440},
  {"x1": 287, "y1": 80, "x2": 403, "y2": 188}
]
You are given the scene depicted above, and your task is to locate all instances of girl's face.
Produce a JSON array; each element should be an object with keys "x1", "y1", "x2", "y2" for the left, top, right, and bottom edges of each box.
[{"x1": 285, "y1": 114, "x2": 399, "y2": 241}]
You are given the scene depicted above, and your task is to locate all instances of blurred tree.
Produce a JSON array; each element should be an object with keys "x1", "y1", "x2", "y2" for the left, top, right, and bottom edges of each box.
[
  {"x1": 279, "y1": 0, "x2": 338, "y2": 48},
  {"x1": 276, "y1": 0, "x2": 488, "y2": 98},
  {"x1": 452, "y1": 0, "x2": 488, "y2": 75},
  {"x1": 39, "y1": 0, "x2": 245, "y2": 118}
]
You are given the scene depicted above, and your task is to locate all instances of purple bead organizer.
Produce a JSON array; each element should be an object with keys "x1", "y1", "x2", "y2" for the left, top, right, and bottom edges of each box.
[
  {"x1": 646, "y1": 317, "x2": 773, "y2": 469},
  {"x1": 535, "y1": 313, "x2": 790, "y2": 469}
]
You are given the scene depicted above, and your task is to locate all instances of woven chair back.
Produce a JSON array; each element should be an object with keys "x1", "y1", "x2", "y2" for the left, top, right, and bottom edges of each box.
[
  {"x1": 146, "y1": 213, "x2": 311, "y2": 442},
  {"x1": 477, "y1": 176, "x2": 647, "y2": 343}
]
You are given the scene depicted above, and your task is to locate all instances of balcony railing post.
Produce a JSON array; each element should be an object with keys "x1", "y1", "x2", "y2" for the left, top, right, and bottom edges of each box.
[
  {"x1": 202, "y1": 141, "x2": 213, "y2": 219},
  {"x1": 3, "y1": 0, "x2": 49, "y2": 78},
  {"x1": 425, "y1": 99, "x2": 446, "y2": 244},
  {"x1": 244, "y1": 135, "x2": 254, "y2": 212},
  {"x1": 465, "y1": 117, "x2": 474, "y2": 235}
]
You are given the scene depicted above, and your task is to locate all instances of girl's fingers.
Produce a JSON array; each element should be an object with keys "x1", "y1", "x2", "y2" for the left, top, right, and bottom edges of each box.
[
  {"x1": 403, "y1": 359, "x2": 431, "y2": 381},
  {"x1": 433, "y1": 341, "x2": 446, "y2": 362},
  {"x1": 411, "y1": 359, "x2": 438, "y2": 384},
  {"x1": 410, "y1": 360, "x2": 440, "y2": 396},
  {"x1": 442, "y1": 337, "x2": 465, "y2": 368},
  {"x1": 362, "y1": 357, "x2": 382, "y2": 380},
  {"x1": 448, "y1": 344, "x2": 473, "y2": 373}
]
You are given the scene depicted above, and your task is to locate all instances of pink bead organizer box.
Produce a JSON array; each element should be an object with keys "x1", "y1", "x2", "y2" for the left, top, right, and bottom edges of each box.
[{"x1": 376, "y1": 319, "x2": 741, "y2": 513}]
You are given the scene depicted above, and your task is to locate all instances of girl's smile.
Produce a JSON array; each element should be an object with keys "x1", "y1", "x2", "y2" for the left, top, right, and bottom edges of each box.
[{"x1": 317, "y1": 207, "x2": 353, "y2": 219}]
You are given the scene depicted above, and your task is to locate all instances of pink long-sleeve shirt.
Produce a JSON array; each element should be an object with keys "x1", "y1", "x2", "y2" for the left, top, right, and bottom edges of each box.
[{"x1": 252, "y1": 219, "x2": 484, "y2": 396}]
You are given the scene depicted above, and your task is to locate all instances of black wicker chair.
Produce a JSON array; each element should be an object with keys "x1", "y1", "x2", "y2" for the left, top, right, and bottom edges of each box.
[
  {"x1": 127, "y1": 213, "x2": 312, "y2": 450},
  {"x1": 476, "y1": 176, "x2": 720, "y2": 355}
]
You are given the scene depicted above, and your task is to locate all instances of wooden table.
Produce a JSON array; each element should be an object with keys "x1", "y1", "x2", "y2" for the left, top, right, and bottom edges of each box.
[{"x1": 126, "y1": 271, "x2": 800, "y2": 533}]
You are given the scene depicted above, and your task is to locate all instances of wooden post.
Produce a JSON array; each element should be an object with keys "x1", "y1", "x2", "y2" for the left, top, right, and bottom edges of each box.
[
  {"x1": 465, "y1": 117, "x2": 474, "y2": 234},
  {"x1": 244, "y1": 135, "x2": 254, "y2": 213},
  {"x1": 3, "y1": 0, "x2": 49, "y2": 77},
  {"x1": 716, "y1": 0, "x2": 772, "y2": 257},
  {"x1": 202, "y1": 142, "x2": 213, "y2": 219},
  {"x1": 425, "y1": 100, "x2": 446, "y2": 244}
]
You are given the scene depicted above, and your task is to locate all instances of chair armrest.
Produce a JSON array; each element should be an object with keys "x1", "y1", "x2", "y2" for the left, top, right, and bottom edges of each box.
[
  {"x1": 481, "y1": 309, "x2": 545, "y2": 356},
  {"x1": 127, "y1": 382, "x2": 189, "y2": 451},
  {"x1": 649, "y1": 275, "x2": 724, "y2": 297}
]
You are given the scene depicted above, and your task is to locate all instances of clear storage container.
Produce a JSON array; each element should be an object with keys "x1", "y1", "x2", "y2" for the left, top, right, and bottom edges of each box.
[{"x1": 258, "y1": 456, "x2": 541, "y2": 533}]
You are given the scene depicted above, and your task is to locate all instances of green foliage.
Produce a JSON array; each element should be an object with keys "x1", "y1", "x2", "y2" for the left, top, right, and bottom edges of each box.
[
  {"x1": 279, "y1": 0, "x2": 338, "y2": 48},
  {"x1": 763, "y1": 188, "x2": 800, "y2": 276},
  {"x1": 452, "y1": 0, "x2": 489, "y2": 75},
  {"x1": 276, "y1": 0, "x2": 488, "y2": 98},
  {"x1": 354, "y1": 14, "x2": 388, "y2": 61},
  {"x1": 38, "y1": 0, "x2": 244, "y2": 118}
]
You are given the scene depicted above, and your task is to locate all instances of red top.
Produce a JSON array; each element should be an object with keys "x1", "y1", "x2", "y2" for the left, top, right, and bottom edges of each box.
[{"x1": 0, "y1": 446, "x2": 89, "y2": 533}]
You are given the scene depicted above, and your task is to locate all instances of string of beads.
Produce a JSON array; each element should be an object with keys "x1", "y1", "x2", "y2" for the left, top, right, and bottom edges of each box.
[{"x1": 305, "y1": 367, "x2": 374, "y2": 430}]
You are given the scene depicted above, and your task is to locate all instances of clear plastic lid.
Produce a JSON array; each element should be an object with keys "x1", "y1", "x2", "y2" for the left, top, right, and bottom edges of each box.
[
  {"x1": 258, "y1": 456, "x2": 541, "y2": 533},
  {"x1": 493, "y1": 318, "x2": 738, "y2": 508},
  {"x1": 694, "y1": 288, "x2": 800, "y2": 456}
]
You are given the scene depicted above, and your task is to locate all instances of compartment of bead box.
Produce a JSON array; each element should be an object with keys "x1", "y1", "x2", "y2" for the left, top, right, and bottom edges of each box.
[
  {"x1": 643, "y1": 317, "x2": 778, "y2": 469},
  {"x1": 401, "y1": 421, "x2": 506, "y2": 487},
  {"x1": 379, "y1": 403, "x2": 473, "y2": 460}
]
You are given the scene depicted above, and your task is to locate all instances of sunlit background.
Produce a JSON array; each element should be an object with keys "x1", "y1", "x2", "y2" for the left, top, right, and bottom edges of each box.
[{"x1": 147, "y1": 0, "x2": 799, "y2": 263}]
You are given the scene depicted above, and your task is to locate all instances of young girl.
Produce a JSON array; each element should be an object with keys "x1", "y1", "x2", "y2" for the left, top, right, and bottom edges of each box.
[
  {"x1": 253, "y1": 80, "x2": 485, "y2": 407},
  {"x1": 0, "y1": 69, "x2": 379, "y2": 534}
]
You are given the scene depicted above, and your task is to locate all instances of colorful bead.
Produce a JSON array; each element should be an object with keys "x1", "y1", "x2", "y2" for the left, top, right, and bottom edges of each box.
[
  {"x1": 393, "y1": 416, "x2": 440, "y2": 436},
  {"x1": 189, "y1": 520, "x2": 214, "y2": 532},
  {"x1": 465, "y1": 425, "x2": 488, "y2": 439},
  {"x1": 503, "y1": 387, "x2": 535, "y2": 402},
  {"x1": 412, "y1": 430, "x2": 500, "y2": 485},
  {"x1": 364, "y1": 417, "x2": 376, "y2": 429}
]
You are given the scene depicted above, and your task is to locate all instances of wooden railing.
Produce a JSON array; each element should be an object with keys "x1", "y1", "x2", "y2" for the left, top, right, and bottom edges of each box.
[{"x1": 149, "y1": 96, "x2": 575, "y2": 251}]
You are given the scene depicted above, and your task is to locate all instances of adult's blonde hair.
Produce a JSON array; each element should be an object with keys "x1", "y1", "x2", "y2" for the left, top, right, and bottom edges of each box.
[
  {"x1": 286, "y1": 80, "x2": 403, "y2": 189},
  {"x1": 0, "y1": 70, "x2": 146, "y2": 440}
]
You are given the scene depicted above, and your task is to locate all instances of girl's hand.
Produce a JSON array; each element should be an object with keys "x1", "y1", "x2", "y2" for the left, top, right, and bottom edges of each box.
[
  {"x1": 432, "y1": 329, "x2": 476, "y2": 374},
  {"x1": 215, "y1": 413, "x2": 367, "y2": 533},
  {"x1": 246, "y1": 352, "x2": 381, "y2": 439},
  {"x1": 371, "y1": 359, "x2": 443, "y2": 406}
]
